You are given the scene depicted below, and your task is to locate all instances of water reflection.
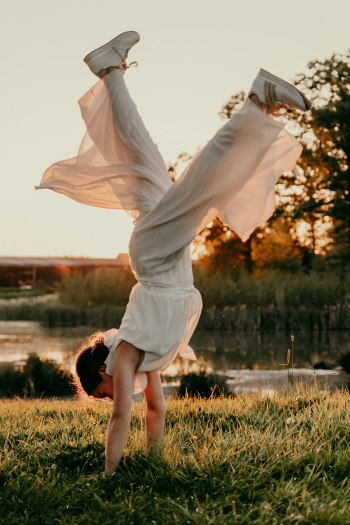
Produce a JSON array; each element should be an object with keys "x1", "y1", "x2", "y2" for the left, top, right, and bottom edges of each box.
[
  {"x1": 0, "y1": 321, "x2": 90, "y2": 375},
  {"x1": 189, "y1": 330, "x2": 350, "y2": 371},
  {"x1": 0, "y1": 321, "x2": 349, "y2": 394},
  {"x1": 165, "y1": 331, "x2": 350, "y2": 394}
]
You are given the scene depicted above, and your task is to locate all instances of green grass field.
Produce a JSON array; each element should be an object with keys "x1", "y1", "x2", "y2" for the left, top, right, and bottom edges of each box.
[{"x1": 1, "y1": 391, "x2": 350, "y2": 524}]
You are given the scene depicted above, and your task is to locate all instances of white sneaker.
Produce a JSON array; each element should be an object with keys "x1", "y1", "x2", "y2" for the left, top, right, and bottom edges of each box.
[
  {"x1": 84, "y1": 31, "x2": 140, "y2": 78},
  {"x1": 248, "y1": 68, "x2": 311, "y2": 113}
]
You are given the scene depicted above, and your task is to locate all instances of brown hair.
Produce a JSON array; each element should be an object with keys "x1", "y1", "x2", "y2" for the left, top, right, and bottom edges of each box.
[{"x1": 74, "y1": 331, "x2": 109, "y2": 396}]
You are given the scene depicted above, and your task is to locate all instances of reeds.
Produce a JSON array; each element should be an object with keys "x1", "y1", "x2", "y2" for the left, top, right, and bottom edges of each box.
[
  {"x1": 1, "y1": 270, "x2": 350, "y2": 330},
  {"x1": 1, "y1": 300, "x2": 350, "y2": 330},
  {"x1": 0, "y1": 302, "x2": 125, "y2": 328},
  {"x1": 54, "y1": 269, "x2": 350, "y2": 310},
  {"x1": 280, "y1": 335, "x2": 297, "y2": 391},
  {"x1": 194, "y1": 269, "x2": 350, "y2": 310}
]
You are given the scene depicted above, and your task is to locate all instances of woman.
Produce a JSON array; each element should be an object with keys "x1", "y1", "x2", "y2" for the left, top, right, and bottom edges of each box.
[{"x1": 36, "y1": 31, "x2": 310, "y2": 473}]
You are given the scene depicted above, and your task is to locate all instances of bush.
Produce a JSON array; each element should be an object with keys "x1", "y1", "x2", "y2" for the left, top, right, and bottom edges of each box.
[
  {"x1": 339, "y1": 352, "x2": 350, "y2": 374},
  {"x1": 0, "y1": 354, "x2": 73, "y2": 398},
  {"x1": 178, "y1": 371, "x2": 229, "y2": 398}
]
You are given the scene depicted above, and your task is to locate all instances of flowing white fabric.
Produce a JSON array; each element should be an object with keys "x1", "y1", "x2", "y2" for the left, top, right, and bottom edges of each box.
[
  {"x1": 36, "y1": 69, "x2": 302, "y2": 394},
  {"x1": 37, "y1": 71, "x2": 172, "y2": 220}
]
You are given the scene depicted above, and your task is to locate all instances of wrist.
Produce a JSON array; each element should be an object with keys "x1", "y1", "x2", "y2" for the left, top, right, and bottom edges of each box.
[{"x1": 104, "y1": 459, "x2": 118, "y2": 475}]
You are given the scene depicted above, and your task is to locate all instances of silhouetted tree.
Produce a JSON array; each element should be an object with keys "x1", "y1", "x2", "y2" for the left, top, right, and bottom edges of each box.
[{"x1": 288, "y1": 52, "x2": 350, "y2": 266}]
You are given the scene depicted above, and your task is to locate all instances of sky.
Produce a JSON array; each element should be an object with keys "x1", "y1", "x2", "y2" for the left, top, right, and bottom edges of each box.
[{"x1": 1, "y1": 0, "x2": 349, "y2": 259}]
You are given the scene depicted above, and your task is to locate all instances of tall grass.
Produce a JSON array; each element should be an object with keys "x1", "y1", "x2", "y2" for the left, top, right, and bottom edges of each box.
[
  {"x1": 58, "y1": 270, "x2": 136, "y2": 308},
  {"x1": 194, "y1": 269, "x2": 350, "y2": 309},
  {"x1": 197, "y1": 303, "x2": 350, "y2": 331},
  {"x1": 0, "y1": 302, "x2": 125, "y2": 328},
  {"x1": 1, "y1": 270, "x2": 350, "y2": 330},
  {"x1": 1, "y1": 391, "x2": 350, "y2": 524},
  {"x1": 55, "y1": 269, "x2": 350, "y2": 310},
  {"x1": 1, "y1": 300, "x2": 349, "y2": 330}
]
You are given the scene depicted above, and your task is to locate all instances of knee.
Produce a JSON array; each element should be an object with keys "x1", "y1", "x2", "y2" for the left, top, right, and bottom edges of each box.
[{"x1": 147, "y1": 399, "x2": 166, "y2": 416}]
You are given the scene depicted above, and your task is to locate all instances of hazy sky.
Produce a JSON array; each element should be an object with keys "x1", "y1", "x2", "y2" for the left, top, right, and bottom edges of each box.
[{"x1": 1, "y1": 0, "x2": 349, "y2": 258}]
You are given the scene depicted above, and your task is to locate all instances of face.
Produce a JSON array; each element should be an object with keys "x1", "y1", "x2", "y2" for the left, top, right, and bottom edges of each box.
[{"x1": 91, "y1": 366, "x2": 114, "y2": 399}]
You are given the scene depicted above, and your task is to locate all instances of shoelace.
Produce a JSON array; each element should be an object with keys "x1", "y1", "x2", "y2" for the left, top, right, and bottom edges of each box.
[{"x1": 113, "y1": 47, "x2": 138, "y2": 72}]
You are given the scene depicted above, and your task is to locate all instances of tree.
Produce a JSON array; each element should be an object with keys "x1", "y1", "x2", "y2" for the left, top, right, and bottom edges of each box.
[
  {"x1": 193, "y1": 217, "x2": 255, "y2": 274},
  {"x1": 193, "y1": 216, "x2": 302, "y2": 275},
  {"x1": 167, "y1": 152, "x2": 193, "y2": 182},
  {"x1": 289, "y1": 52, "x2": 350, "y2": 265}
]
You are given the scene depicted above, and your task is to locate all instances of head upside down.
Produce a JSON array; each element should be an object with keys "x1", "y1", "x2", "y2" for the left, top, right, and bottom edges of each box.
[{"x1": 75, "y1": 332, "x2": 109, "y2": 396}]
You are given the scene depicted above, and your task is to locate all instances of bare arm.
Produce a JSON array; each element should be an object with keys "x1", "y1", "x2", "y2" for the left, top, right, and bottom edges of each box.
[
  {"x1": 104, "y1": 341, "x2": 141, "y2": 475},
  {"x1": 144, "y1": 371, "x2": 166, "y2": 450}
]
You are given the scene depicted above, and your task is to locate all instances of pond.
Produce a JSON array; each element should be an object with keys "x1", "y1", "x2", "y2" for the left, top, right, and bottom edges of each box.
[{"x1": 0, "y1": 321, "x2": 349, "y2": 395}]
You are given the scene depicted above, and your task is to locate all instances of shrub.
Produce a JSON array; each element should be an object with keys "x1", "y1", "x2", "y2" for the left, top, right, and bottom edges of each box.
[
  {"x1": 339, "y1": 352, "x2": 350, "y2": 374},
  {"x1": 0, "y1": 354, "x2": 73, "y2": 398},
  {"x1": 178, "y1": 371, "x2": 229, "y2": 398}
]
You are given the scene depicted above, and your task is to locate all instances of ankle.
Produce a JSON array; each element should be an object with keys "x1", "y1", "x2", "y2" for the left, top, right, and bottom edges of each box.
[
  {"x1": 249, "y1": 94, "x2": 264, "y2": 113},
  {"x1": 99, "y1": 66, "x2": 122, "y2": 79}
]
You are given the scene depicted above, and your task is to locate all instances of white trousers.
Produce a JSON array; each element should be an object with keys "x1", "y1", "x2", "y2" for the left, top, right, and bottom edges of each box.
[{"x1": 37, "y1": 69, "x2": 302, "y2": 279}]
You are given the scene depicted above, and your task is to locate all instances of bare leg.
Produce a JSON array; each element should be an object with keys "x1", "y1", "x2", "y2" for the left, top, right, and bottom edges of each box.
[{"x1": 144, "y1": 372, "x2": 166, "y2": 450}]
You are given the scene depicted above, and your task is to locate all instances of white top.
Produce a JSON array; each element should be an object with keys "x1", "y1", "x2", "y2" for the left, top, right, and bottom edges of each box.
[{"x1": 103, "y1": 250, "x2": 202, "y2": 394}]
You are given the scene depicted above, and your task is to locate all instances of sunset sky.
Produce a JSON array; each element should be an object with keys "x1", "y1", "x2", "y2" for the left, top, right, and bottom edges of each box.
[{"x1": 2, "y1": 0, "x2": 349, "y2": 259}]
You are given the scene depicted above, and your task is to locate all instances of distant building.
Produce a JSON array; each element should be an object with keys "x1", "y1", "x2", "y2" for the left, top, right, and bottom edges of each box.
[{"x1": 0, "y1": 254, "x2": 130, "y2": 288}]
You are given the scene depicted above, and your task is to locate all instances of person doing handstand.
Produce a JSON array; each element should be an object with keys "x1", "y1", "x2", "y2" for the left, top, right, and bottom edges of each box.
[{"x1": 36, "y1": 31, "x2": 311, "y2": 474}]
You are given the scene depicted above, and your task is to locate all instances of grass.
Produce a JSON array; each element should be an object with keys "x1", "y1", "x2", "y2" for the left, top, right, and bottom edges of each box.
[{"x1": 1, "y1": 390, "x2": 350, "y2": 524}]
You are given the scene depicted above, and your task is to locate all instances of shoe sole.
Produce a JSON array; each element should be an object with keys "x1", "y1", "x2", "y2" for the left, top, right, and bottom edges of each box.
[
  {"x1": 84, "y1": 31, "x2": 140, "y2": 64},
  {"x1": 260, "y1": 68, "x2": 311, "y2": 110}
]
